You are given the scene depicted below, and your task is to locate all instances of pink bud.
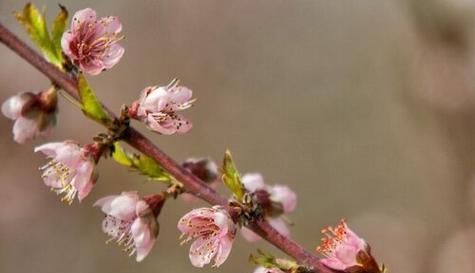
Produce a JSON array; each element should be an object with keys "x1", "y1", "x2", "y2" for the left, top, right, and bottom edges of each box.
[{"x1": 2, "y1": 90, "x2": 57, "y2": 144}]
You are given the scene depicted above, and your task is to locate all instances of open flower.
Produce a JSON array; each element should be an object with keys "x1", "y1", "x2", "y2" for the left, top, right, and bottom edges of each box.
[
  {"x1": 178, "y1": 206, "x2": 236, "y2": 268},
  {"x1": 94, "y1": 192, "x2": 162, "y2": 262},
  {"x1": 240, "y1": 173, "x2": 297, "y2": 242},
  {"x1": 316, "y1": 219, "x2": 381, "y2": 273},
  {"x1": 35, "y1": 141, "x2": 97, "y2": 204},
  {"x1": 130, "y1": 79, "x2": 194, "y2": 135},
  {"x1": 2, "y1": 89, "x2": 57, "y2": 144},
  {"x1": 61, "y1": 8, "x2": 124, "y2": 75}
]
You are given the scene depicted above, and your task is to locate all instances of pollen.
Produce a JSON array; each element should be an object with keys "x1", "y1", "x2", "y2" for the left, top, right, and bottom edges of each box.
[{"x1": 315, "y1": 218, "x2": 348, "y2": 256}]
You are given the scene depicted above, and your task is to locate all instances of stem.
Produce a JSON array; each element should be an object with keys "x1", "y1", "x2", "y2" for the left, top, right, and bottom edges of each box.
[{"x1": 0, "y1": 21, "x2": 336, "y2": 273}]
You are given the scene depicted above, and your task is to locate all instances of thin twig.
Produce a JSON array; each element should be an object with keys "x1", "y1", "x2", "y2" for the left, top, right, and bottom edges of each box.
[{"x1": 0, "y1": 21, "x2": 336, "y2": 273}]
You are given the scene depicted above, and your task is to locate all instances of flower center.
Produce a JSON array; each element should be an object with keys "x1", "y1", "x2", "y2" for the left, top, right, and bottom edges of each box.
[
  {"x1": 40, "y1": 160, "x2": 77, "y2": 204},
  {"x1": 316, "y1": 219, "x2": 348, "y2": 257},
  {"x1": 103, "y1": 216, "x2": 136, "y2": 257}
]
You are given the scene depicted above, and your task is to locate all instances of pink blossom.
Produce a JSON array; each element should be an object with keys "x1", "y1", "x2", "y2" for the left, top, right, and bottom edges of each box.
[
  {"x1": 178, "y1": 206, "x2": 236, "y2": 267},
  {"x1": 240, "y1": 173, "x2": 297, "y2": 242},
  {"x1": 94, "y1": 192, "x2": 161, "y2": 262},
  {"x1": 253, "y1": 267, "x2": 285, "y2": 273},
  {"x1": 2, "y1": 91, "x2": 57, "y2": 144},
  {"x1": 35, "y1": 141, "x2": 96, "y2": 204},
  {"x1": 316, "y1": 219, "x2": 368, "y2": 271},
  {"x1": 131, "y1": 79, "x2": 194, "y2": 135},
  {"x1": 61, "y1": 8, "x2": 124, "y2": 75}
]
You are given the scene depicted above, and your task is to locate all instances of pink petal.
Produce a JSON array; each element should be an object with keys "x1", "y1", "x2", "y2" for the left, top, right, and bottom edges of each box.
[
  {"x1": 97, "y1": 16, "x2": 122, "y2": 35},
  {"x1": 334, "y1": 244, "x2": 360, "y2": 267},
  {"x1": 142, "y1": 87, "x2": 169, "y2": 112},
  {"x1": 189, "y1": 236, "x2": 219, "y2": 267},
  {"x1": 2, "y1": 93, "x2": 31, "y2": 119},
  {"x1": 269, "y1": 185, "x2": 297, "y2": 213},
  {"x1": 12, "y1": 117, "x2": 38, "y2": 144},
  {"x1": 80, "y1": 59, "x2": 105, "y2": 76},
  {"x1": 145, "y1": 115, "x2": 177, "y2": 135},
  {"x1": 61, "y1": 31, "x2": 74, "y2": 57},
  {"x1": 177, "y1": 207, "x2": 216, "y2": 234},
  {"x1": 94, "y1": 192, "x2": 140, "y2": 221},
  {"x1": 131, "y1": 218, "x2": 156, "y2": 262},
  {"x1": 176, "y1": 114, "x2": 192, "y2": 133},
  {"x1": 213, "y1": 210, "x2": 231, "y2": 236},
  {"x1": 101, "y1": 215, "x2": 130, "y2": 239},
  {"x1": 320, "y1": 257, "x2": 347, "y2": 271},
  {"x1": 242, "y1": 173, "x2": 266, "y2": 192},
  {"x1": 267, "y1": 217, "x2": 290, "y2": 237},
  {"x1": 72, "y1": 161, "x2": 95, "y2": 201},
  {"x1": 103, "y1": 44, "x2": 125, "y2": 69},
  {"x1": 214, "y1": 234, "x2": 233, "y2": 267},
  {"x1": 72, "y1": 8, "x2": 97, "y2": 30},
  {"x1": 35, "y1": 141, "x2": 83, "y2": 168},
  {"x1": 168, "y1": 86, "x2": 193, "y2": 105},
  {"x1": 240, "y1": 227, "x2": 261, "y2": 242}
]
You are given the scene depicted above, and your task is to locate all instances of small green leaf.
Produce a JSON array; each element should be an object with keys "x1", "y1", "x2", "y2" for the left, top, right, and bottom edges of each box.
[
  {"x1": 112, "y1": 142, "x2": 133, "y2": 167},
  {"x1": 222, "y1": 150, "x2": 245, "y2": 201},
  {"x1": 51, "y1": 5, "x2": 68, "y2": 58},
  {"x1": 78, "y1": 74, "x2": 110, "y2": 123},
  {"x1": 112, "y1": 142, "x2": 172, "y2": 183},
  {"x1": 14, "y1": 3, "x2": 62, "y2": 67}
]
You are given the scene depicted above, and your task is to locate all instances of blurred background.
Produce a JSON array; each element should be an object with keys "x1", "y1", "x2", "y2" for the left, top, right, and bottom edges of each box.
[{"x1": 1, "y1": 0, "x2": 475, "y2": 272}]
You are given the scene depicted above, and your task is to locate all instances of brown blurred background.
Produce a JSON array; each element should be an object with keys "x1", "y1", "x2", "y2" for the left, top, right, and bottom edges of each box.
[{"x1": 1, "y1": 0, "x2": 475, "y2": 272}]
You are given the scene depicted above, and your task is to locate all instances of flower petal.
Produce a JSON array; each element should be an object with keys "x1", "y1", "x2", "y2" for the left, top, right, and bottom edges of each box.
[
  {"x1": 94, "y1": 191, "x2": 140, "y2": 221},
  {"x1": 189, "y1": 236, "x2": 219, "y2": 267},
  {"x1": 1, "y1": 93, "x2": 32, "y2": 119},
  {"x1": 242, "y1": 173, "x2": 266, "y2": 192},
  {"x1": 72, "y1": 161, "x2": 95, "y2": 201},
  {"x1": 103, "y1": 43, "x2": 125, "y2": 69},
  {"x1": 213, "y1": 234, "x2": 233, "y2": 267},
  {"x1": 12, "y1": 117, "x2": 38, "y2": 144},
  {"x1": 72, "y1": 8, "x2": 97, "y2": 30},
  {"x1": 131, "y1": 218, "x2": 156, "y2": 262},
  {"x1": 269, "y1": 185, "x2": 297, "y2": 213}
]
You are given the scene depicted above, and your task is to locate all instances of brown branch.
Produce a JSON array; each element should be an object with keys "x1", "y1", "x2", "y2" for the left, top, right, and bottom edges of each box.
[{"x1": 0, "y1": 21, "x2": 335, "y2": 273}]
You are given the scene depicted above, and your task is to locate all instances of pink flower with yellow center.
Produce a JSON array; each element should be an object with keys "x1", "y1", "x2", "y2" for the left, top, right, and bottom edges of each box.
[
  {"x1": 95, "y1": 192, "x2": 163, "y2": 262},
  {"x1": 61, "y1": 8, "x2": 124, "y2": 75},
  {"x1": 316, "y1": 219, "x2": 382, "y2": 272},
  {"x1": 130, "y1": 79, "x2": 194, "y2": 135},
  {"x1": 35, "y1": 141, "x2": 97, "y2": 204},
  {"x1": 178, "y1": 206, "x2": 236, "y2": 268}
]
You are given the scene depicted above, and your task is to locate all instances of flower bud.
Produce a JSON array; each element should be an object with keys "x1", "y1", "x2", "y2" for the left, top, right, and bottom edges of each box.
[{"x1": 2, "y1": 88, "x2": 57, "y2": 143}]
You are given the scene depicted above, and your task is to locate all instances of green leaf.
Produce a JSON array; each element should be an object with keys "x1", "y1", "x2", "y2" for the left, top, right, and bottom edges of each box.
[
  {"x1": 78, "y1": 74, "x2": 110, "y2": 123},
  {"x1": 112, "y1": 142, "x2": 133, "y2": 167},
  {"x1": 51, "y1": 5, "x2": 68, "y2": 58},
  {"x1": 222, "y1": 150, "x2": 245, "y2": 201},
  {"x1": 14, "y1": 3, "x2": 63, "y2": 67},
  {"x1": 112, "y1": 142, "x2": 172, "y2": 183}
]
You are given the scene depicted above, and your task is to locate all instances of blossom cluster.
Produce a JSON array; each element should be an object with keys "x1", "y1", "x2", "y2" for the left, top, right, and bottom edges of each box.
[{"x1": 1, "y1": 4, "x2": 385, "y2": 273}]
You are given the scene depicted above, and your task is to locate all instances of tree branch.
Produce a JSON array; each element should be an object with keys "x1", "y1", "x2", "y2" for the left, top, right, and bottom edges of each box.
[{"x1": 0, "y1": 21, "x2": 335, "y2": 273}]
